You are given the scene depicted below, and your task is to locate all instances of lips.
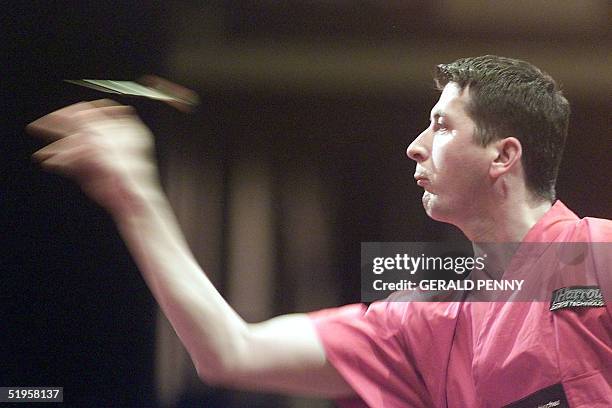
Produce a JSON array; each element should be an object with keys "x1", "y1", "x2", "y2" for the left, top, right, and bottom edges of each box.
[
  {"x1": 416, "y1": 179, "x2": 429, "y2": 187},
  {"x1": 414, "y1": 172, "x2": 432, "y2": 190}
]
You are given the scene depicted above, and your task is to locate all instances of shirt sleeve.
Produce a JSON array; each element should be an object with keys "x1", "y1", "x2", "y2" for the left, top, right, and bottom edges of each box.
[{"x1": 308, "y1": 301, "x2": 436, "y2": 408}]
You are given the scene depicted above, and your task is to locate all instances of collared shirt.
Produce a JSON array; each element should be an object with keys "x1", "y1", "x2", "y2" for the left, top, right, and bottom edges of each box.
[{"x1": 309, "y1": 201, "x2": 612, "y2": 407}]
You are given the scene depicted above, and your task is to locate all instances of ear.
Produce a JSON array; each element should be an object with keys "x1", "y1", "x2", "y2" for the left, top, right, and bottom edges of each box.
[{"x1": 489, "y1": 137, "x2": 522, "y2": 179}]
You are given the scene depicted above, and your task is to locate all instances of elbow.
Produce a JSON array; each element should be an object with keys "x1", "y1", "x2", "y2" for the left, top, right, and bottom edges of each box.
[
  {"x1": 195, "y1": 363, "x2": 224, "y2": 386},
  {"x1": 194, "y1": 353, "x2": 244, "y2": 387},
  {"x1": 192, "y1": 324, "x2": 251, "y2": 387}
]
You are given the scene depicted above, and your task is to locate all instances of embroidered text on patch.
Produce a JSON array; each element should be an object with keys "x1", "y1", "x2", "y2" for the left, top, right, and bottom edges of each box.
[{"x1": 550, "y1": 286, "x2": 604, "y2": 311}]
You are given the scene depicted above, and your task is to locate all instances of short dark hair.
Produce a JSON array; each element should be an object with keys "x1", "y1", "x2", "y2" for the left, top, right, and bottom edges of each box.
[{"x1": 434, "y1": 55, "x2": 570, "y2": 202}]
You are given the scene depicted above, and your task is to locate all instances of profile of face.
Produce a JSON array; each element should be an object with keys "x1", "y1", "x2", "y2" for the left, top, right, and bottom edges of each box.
[{"x1": 407, "y1": 82, "x2": 496, "y2": 225}]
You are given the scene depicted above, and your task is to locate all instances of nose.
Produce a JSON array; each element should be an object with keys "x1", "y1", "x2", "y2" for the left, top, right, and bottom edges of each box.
[{"x1": 406, "y1": 129, "x2": 429, "y2": 162}]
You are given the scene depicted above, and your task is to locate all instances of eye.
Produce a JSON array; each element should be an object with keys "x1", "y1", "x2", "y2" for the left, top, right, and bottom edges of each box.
[{"x1": 434, "y1": 118, "x2": 448, "y2": 132}]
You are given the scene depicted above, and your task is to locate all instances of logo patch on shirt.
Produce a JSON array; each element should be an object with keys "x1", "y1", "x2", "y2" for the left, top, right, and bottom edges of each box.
[
  {"x1": 550, "y1": 286, "x2": 605, "y2": 311},
  {"x1": 503, "y1": 383, "x2": 569, "y2": 408}
]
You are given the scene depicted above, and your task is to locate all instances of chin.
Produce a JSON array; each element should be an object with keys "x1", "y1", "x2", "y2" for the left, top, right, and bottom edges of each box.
[
  {"x1": 425, "y1": 207, "x2": 449, "y2": 223},
  {"x1": 422, "y1": 193, "x2": 456, "y2": 224}
]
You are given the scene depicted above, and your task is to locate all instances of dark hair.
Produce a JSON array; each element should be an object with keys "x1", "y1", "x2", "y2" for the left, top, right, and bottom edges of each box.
[{"x1": 434, "y1": 55, "x2": 570, "y2": 202}]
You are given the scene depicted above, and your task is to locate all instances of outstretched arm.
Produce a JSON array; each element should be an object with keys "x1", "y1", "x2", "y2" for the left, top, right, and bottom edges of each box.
[{"x1": 27, "y1": 100, "x2": 354, "y2": 398}]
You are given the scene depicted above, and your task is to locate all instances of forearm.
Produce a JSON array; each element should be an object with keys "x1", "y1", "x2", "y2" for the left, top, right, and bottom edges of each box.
[
  {"x1": 109, "y1": 185, "x2": 353, "y2": 398},
  {"x1": 111, "y1": 182, "x2": 248, "y2": 380}
]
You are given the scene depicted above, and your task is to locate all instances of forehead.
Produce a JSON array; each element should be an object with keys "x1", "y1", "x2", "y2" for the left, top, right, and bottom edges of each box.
[{"x1": 430, "y1": 82, "x2": 470, "y2": 119}]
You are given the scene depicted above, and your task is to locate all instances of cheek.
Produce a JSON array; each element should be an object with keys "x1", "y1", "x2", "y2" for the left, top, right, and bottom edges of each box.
[
  {"x1": 430, "y1": 133, "x2": 471, "y2": 175},
  {"x1": 430, "y1": 133, "x2": 453, "y2": 170},
  {"x1": 432, "y1": 146, "x2": 490, "y2": 192}
]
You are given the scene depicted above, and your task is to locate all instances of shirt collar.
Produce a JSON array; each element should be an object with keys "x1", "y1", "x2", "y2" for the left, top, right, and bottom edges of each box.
[{"x1": 522, "y1": 200, "x2": 579, "y2": 243}]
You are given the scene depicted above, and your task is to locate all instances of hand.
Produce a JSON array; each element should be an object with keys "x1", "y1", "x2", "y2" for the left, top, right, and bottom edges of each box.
[{"x1": 27, "y1": 99, "x2": 161, "y2": 215}]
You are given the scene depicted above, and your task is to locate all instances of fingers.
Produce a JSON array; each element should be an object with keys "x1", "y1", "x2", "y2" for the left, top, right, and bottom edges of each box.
[
  {"x1": 27, "y1": 101, "x2": 93, "y2": 141},
  {"x1": 36, "y1": 144, "x2": 92, "y2": 177},
  {"x1": 32, "y1": 133, "x2": 87, "y2": 162},
  {"x1": 30, "y1": 103, "x2": 151, "y2": 164},
  {"x1": 71, "y1": 105, "x2": 136, "y2": 124},
  {"x1": 88, "y1": 99, "x2": 121, "y2": 108},
  {"x1": 31, "y1": 107, "x2": 150, "y2": 167},
  {"x1": 26, "y1": 99, "x2": 123, "y2": 142},
  {"x1": 32, "y1": 133, "x2": 103, "y2": 180}
]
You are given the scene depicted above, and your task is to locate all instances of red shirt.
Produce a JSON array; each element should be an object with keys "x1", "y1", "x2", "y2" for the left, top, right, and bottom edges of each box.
[{"x1": 309, "y1": 201, "x2": 612, "y2": 407}]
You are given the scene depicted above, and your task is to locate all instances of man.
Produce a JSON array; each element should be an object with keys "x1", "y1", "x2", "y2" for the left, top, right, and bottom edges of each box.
[{"x1": 27, "y1": 55, "x2": 611, "y2": 407}]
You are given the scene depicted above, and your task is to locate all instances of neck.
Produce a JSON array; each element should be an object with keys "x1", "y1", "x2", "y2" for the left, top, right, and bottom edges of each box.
[
  {"x1": 460, "y1": 194, "x2": 552, "y2": 244},
  {"x1": 461, "y1": 194, "x2": 552, "y2": 279}
]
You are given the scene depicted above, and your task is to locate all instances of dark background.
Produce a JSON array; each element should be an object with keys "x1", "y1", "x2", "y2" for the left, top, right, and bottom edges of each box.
[{"x1": 4, "y1": 2, "x2": 611, "y2": 407}]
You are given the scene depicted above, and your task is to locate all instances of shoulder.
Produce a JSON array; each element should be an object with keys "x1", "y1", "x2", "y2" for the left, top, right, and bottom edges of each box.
[
  {"x1": 580, "y1": 216, "x2": 612, "y2": 241},
  {"x1": 544, "y1": 201, "x2": 612, "y2": 242},
  {"x1": 309, "y1": 298, "x2": 460, "y2": 336},
  {"x1": 565, "y1": 216, "x2": 612, "y2": 242}
]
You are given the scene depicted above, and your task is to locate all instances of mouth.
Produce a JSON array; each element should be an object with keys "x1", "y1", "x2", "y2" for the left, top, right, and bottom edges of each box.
[{"x1": 414, "y1": 174, "x2": 430, "y2": 188}]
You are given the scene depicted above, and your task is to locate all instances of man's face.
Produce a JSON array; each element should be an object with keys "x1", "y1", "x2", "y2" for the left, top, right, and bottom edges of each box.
[{"x1": 407, "y1": 82, "x2": 494, "y2": 224}]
